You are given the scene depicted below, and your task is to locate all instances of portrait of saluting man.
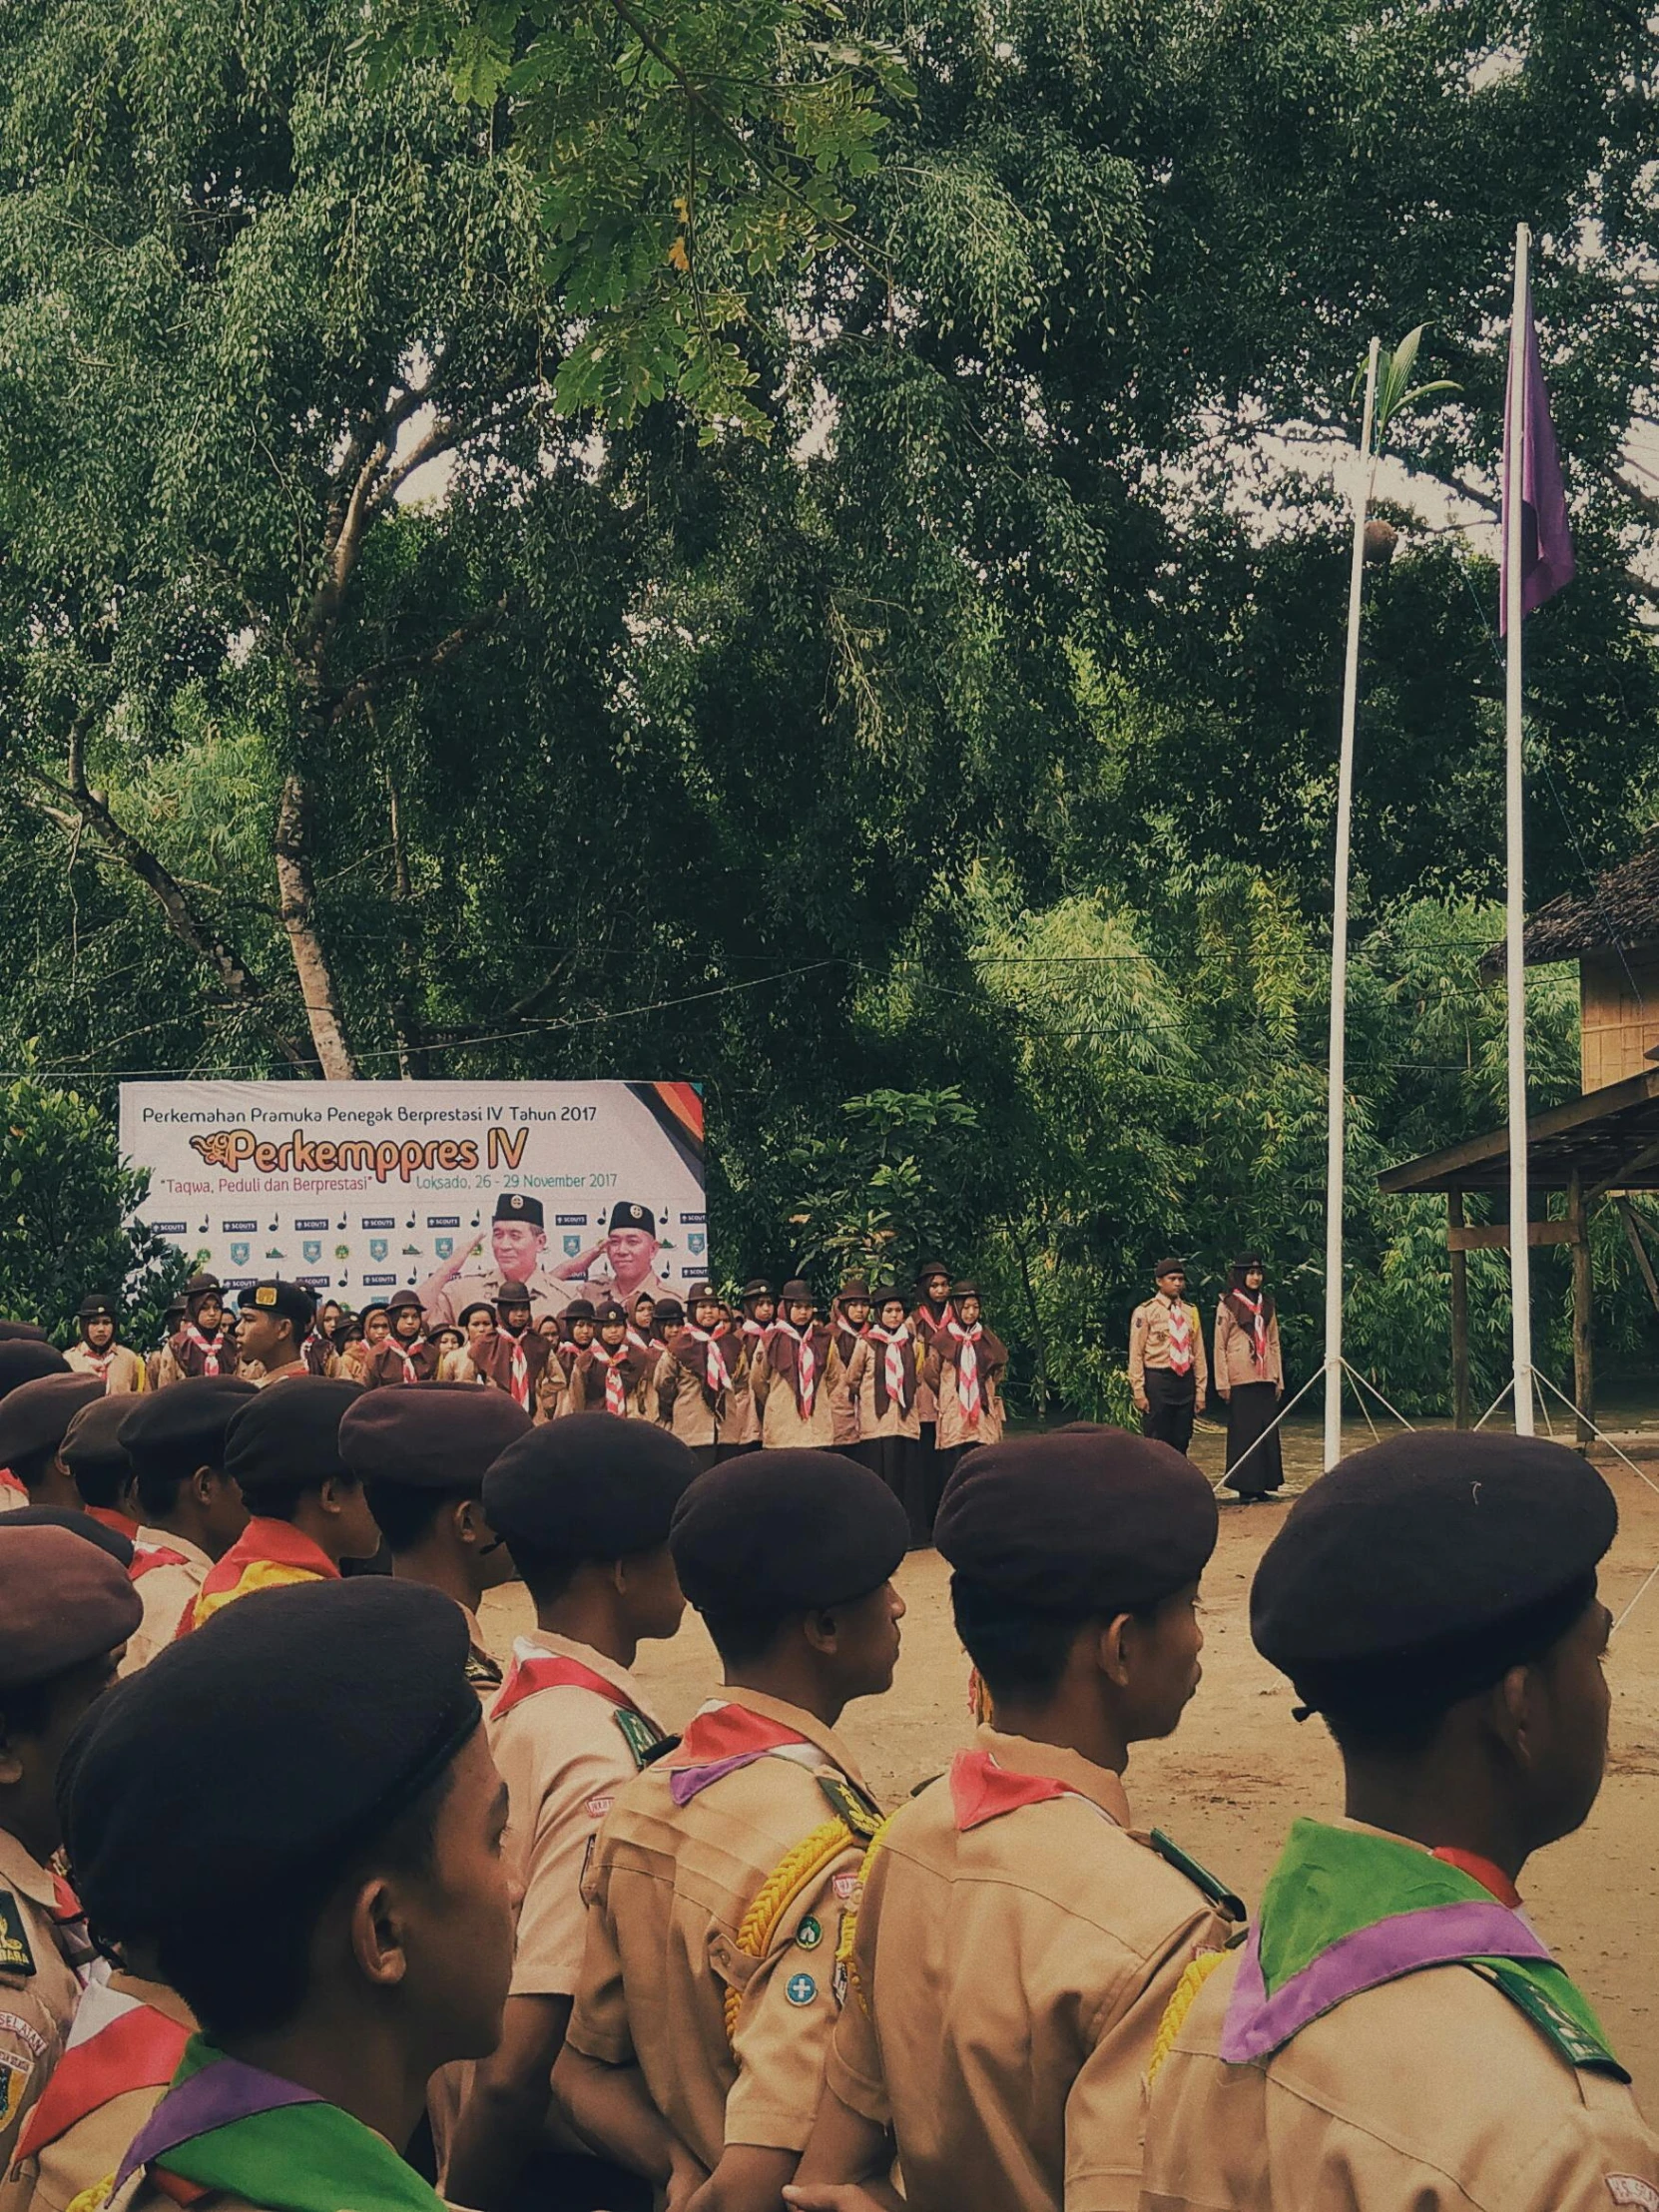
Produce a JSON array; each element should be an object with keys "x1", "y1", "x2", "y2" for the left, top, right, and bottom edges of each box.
[
  {"x1": 556, "y1": 1200, "x2": 673, "y2": 1311},
  {"x1": 418, "y1": 1193, "x2": 577, "y2": 1329}
]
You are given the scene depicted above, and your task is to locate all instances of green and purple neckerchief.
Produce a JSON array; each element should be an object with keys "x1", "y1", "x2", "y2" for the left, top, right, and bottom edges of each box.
[
  {"x1": 1220, "y1": 1819, "x2": 1627, "y2": 2080},
  {"x1": 115, "y1": 2036, "x2": 441, "y2": 2212}
]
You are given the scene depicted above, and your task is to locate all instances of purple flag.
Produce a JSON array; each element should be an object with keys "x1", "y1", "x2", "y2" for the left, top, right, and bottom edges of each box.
[{"x1": 1499, "y1": 276, "x2": 1574, "y2": 632}]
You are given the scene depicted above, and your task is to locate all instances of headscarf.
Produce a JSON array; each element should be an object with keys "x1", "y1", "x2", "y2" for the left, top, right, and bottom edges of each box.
[{"x1": 1225, "y1": 1256, "x2": 1275, "y2": 1372}]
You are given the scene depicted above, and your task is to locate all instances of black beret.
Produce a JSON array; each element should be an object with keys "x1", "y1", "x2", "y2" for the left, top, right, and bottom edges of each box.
[
  {"x1": 0, "y1": 1523, "x2": 142, "y2": 1688},
  {"x1": 562, "y1": 1301, "x2": 596, "y2": 1324},
  {"x1": 608, "y1": 1201, "x2": 655, "y2": 1236},
  {"x1": 59, "y1": 1396, "x2": 137, "y2": 1487},
  {"x1": 118, "y1": 1378, "x2": 260, "y2": 1478},
  {"x1": 5, "y1": 1504, "x2": 135, "y2": 1571},
  {"x1": 223, "y1": 1377, "x2": 363, "y2": 1497},
  {"x1": 0, "y1": 1375, "x2": 104, "y2": 1466},
  {"x1": 483, "y1": 1414, "x2": 698, "y2": 1560},
  {"x1": 1153, "y1": 1258, "x2": 1186, "y2": 1278},
  {"x1": 339, "y1": 1382, "x2": 532, "y2": 1490},
  {"x1": 0, "y1": 1343, "x2": 70, "y2": 1399},
  {"x1": 240, "y1": 1280, "x2": 316, "y2": 1330},
  {"x1": 0, "y1": 1321, "x2": 48, "y2": 1344},
  {"x1": 60, "y1": 1579, "x2": 479, "y2": 1944},
  {"x1": 595, "y1": 1303, "x2": 627, "y2": 1326},
  {"x1": 1251, "y1": 1432, "x2": 1617, "y2": 1711},
  {"x1": 494, "y1": 1193, "x2": 544, "y2": 1229},
  {"x1": 671, "y1": 1449, "x2": 909, "y2": 1614},
  {"x1": 653, "y1": 1301, "x2": 685, "y2": 1326},
  {"x1": 934, "y1": 1428, "x2": 1218, "y2": 1614},
  {"x1": 76, "y1": 1295, "x2": 117, "y2": 1323}
]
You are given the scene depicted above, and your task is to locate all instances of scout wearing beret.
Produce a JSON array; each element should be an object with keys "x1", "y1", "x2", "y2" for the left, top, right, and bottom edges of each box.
[
  {"x1": 153, "y1": 1278, "x2": 236, "y2": 1387},
  {"x1": 357, "y1": 1289, "x2": 442, "y2": 1389},
  {"x1": 658, "y1": 1284, "x2": 746, "y2": 1470},
  {"x1": 232, "y1": 1280, "x2": 317, "y2": 1389},
  {"x1": 0, "y1": 1375, "x2": 105, "y2": 1513},
  {"x1": 467, "y1": 1288, "x2": 564, "y2": 1421},
  {"x1": 920, "y1": 1282, "x2": 1007, "y2": 1524},
  {"x1": 442, "y1": 1419, "x2": 699, "y2": 2212},
  {"x1": 790, "y1": 1426, "x2": 1237, "y2": 2212},
  {"x1": 115, "y1": 1381, "x2": 257, "y2": 1671},
  {"x1": 751, "y1": 1283, "x2": 846, "y2": 1450},
  {"x1": 0, "y1": 1324, "x2": 47, "y2": 1345},
  {"x1": 58, "y1": 1394, "x2": 144, "y2": 1545},
  {"x1": 718, "y1": 1284, "x2": 774, "y2": 1458},
  {"x1": 555, "y1": 1450, "x2": 907, "y2": 2209},
  {"x1": 0, "y1": 1524, "x2": 141, "y2": 2189},
  {"x1": 439, "y1": 1302, "x2": 498, "y2": 1383},
  {"x1": 840, "y1": 1288, "x2": 926, "y2": 1543},
  {"x1": 337, "y1": 1382, "x2": 532, "y2": 1699},
  {"x1": 573, "y1": 1306, "x2": 650, "y2": 1420},
  {"x1": 1140, "y1": 1431, "x2": 1659, "y2": 2212},
  {"x1": 57, "y1": 1579, "x2": 513, "y2": 2212},
  {"x1": 1129, "y1": 1261, "x2": 1208, "y2": 1457},
  {"x1": 0, "y1": 1348, "x2": 71, "y2": 1513},
  {"x1": 419, "y1": 1192, "x2": 577, "y2": 1333},
  {"x1": 62, "y1": 1295, "x2": 149, "y2": 1397},
  {"x1": 179, "y1": 1379, "x2": 379, "y2": 1634},
  {"x1": 828, "y1": 1281, "x2": 871, "y2": 1455}
]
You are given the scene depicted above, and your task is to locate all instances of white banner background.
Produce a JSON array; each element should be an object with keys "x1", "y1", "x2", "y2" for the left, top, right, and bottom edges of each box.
[{"x1": 118, "y1": 1080, "x2": 707, "y2": 1302}]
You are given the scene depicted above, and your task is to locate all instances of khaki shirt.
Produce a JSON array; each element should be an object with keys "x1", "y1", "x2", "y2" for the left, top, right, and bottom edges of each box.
[
  {"x1": 61, "y1": 1346, "x2": 148, "y2": 1394},
  {"x1": 1213, "y1": 1303, "x2": 1283, "y2": 1393},
  {"x1": 829, "y1": 1730, "x2": 1238, "y2": 2212},
  {"x1": 1140, "y1": 1940, "x2": 1659, "y2": 2212},
  {"x1": 921, "y1": 1344, "x2": 1006, "y2": 1450},
  {"x1": 418, "y1": 1266, "x2": 576, "y2": 1331},
  {"x1": 488, "y1": 1633, "x2": 669, "y2": 2001},
  {"x1": 14, "y1": 1974, "x2": 194, "y2": 2212},
  {"x1": 719, "y1": 1334, "x2": 763, "y2": 1446},
  {"x1": 656, "y1": 1352, "x2": 719, "y2": 1448},
  {"x1": 0, "y1": 1832, "x2": 82, "y2": 2212},
  {"x1": 843, "y1": 1341, "x2": 921, "y2": 1441},
  {"x1": 122, "y1": 1532, "x2": 214, "y2": 1675},
  {"x1": 1127, "y1": 1301, "x2": 1208, "y2": 1395},
  {"x1": 751, "y1": 1339, "x2": 845, "y2": 1449},
  {"x1": 566, "y1": 1691, "x2": 879, "y2": 2169}
]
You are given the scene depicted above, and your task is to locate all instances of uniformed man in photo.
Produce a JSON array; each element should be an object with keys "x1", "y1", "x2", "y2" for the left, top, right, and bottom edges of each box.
[
  {"x1": 420, "y1": 1194, "x2": 577, "y2": 1331},
  {"x1": 116, "y1": 1379, "x2": 258, "y2": 1669},
  {"x1": 1128, "y1": 1261, "x2": 1208, "y2": 1455},
  {"x1": 554, "y1": 1449, "x2": 907, "y2": 2209},
  {"x1": 152, "y1": 1276, "x2": 235, "y2": 1385},
  {"x1": 235, "y1": 1279, "x2": 317, "y2": 1387},
  {"x1": 791, "y1": 1425, "x2": 1241, "y2": 2212},
  {"x1": 62, "y1": 1295, "x2": 148, "y2": 1395},
  {"x1": 557, "y1": 1203, "x2": 673, "y2": 1314},
  {"x1": 1139, "y1": 1430, "x2": 1659, "y2": 2212},
  {"x1": 443, "y1": 1417, "x2": 699, "y2": 2212}
]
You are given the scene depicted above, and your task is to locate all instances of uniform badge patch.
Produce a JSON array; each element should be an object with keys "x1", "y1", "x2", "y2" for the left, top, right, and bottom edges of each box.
[
  {"x1": 0, "y1": 1898, "x2": 35, "y2": 1978},
  {"x1": 0, "y1": 2013, "x2": 45, "y2": 2059},
  {"x1": 0, "y1": 2049, "x2": 33, "y2": 2130},
  {"x1": 795, "y1": 1916, "x2": 823, "y2": 1950},
  {"x1": 614, "y1": 1708, "x2": 663, "y2": 1770},
  {"x1": 785, "y1": 1972, "x2": 818, "y2": 2007},
  {"x1": 832, "y1": 1872, "x2": 859, "y2": 1902},
  {"x1": 1608, "y1": 2180, "x2": 1659, "y2": 2211},
  {"x1": 585, "y1": 1795, "x2": 616, "y2": 1821},
  {"x1": 831, "y1": 1959, "x2": 848, "y2": 2006}
]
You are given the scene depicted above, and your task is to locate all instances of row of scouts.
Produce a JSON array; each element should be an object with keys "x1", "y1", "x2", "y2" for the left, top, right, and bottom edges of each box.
[
  {"x1": 0, "y1": 1322, "x2": 1650, "y2": 2212},
  {"x1": 46, "y1": 1259, "x2": 1008, "y2": 1547}
]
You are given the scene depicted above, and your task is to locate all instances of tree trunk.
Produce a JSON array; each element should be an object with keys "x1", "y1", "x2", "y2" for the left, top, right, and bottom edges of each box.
[{"x1": 275, "y1": 771, "x2": 359, "y2": 1079}]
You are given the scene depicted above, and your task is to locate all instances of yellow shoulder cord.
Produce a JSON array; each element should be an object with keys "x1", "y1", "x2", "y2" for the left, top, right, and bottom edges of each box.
[
  {"x1": 1146, "y1": 1947, "x2": 1230, "y2": 2085},
  {"x1": 831, "y1": 1812, "x2": 893, "y2": 2017},
  {"x1": 723, "y1": 1818, "x2": 861, "y2": 2045},
  {"x1": 66, "y1": 2177, "x2": 116, "y2": 2212}
]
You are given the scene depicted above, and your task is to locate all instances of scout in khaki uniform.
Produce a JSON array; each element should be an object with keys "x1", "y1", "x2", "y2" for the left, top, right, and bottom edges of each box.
[
  {"x1": 752, "y1": 1282, "x2": 844, "y2": 1449},
  {"x1": 442, "y1": 1418, "x2": 699, "y2": 2212},
  {"x1": 551, "y1": 1302, "x2": 597, "y2": 1413},
  {"x1": 232, "y1": 1280, "x2": 315, "y2": 1389},
  {"x1": 440, "y1": 1302, "x2": 497, "y2": 1382},
  {"x1": 56, "y1": 1577, "x2": 514, "y2": 2212},
  {"x1": 360, "y1": 1289, "x2": 443, "y2": 1386},
  {"x1": 152, "y1": 1277, "x2": 236, "y2": 1386},
  {"x1": 0, "y1": 1376, "x2": 103, "y2": 1511},
  {"x1": 62, "y1": 1296, "x2": 148, "y2": 1395},
  {"x1": 909, "y1": 1262, "x2": 953, "y2": 1458},
  {"x1": 470, "y1": 1290, "x2": 564, "y2": 1421},
  {"x1": 1139, "y1": 1430, "x2": 1659, "y2": 2212},
  {"x1": 718, "y1": 1283, "x2": 773, "y2": 1458},
  {"x1": 657, "y1": 1283, "x2": 736, "y2": 1469},
  {"x1": 114, "y1": 1381, "x2": 256, "y2": 1672},
  {"x1": 1127, "y1": 1262, "x2": 1207, "y2": 1456},
  {"x1": 1213, "y1": 1257, "x2": 1284, "y2": 1501},
  {"x1": 829, "y1": 1281, "x2": 871, "y2": 1452},
  {"x1": 555, "y1": 1449, "x2": 908, "y2": 2209},
  {"x1": 145, "y1": 1306, "x2": 184, "y2": 1393},
  {"x1": 0, "y1": 1523, "x2": 141, "y2": 2206},
  {"x1": 920, "y1": 1281, "x2": 1006, "y2": 1467},
  {"x1": 337, "y1": 1381, "x2": 531, "y2": 1702},
  {"x1": 179, "y1": 1379, "x2": 378, "y2": 1633},
  {"x1": 791, "y1": 1426, "x2": 1239, "y2": 2212},
  {"x1": 575, "y1": 1305, "x2": 652, "y2": 1419},
  {"x1": 842, "y1": 1288, "x2": 926, "y2": 1543}
]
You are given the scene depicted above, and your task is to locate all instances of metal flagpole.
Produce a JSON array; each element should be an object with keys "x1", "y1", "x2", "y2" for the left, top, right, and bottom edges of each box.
[
  {"x1": 1505, "y1": 225, "x2": 1535, "y2": 1435},
  {"x1": 1324, "y1": 336, "x2": 1381, "y2": 1472}
]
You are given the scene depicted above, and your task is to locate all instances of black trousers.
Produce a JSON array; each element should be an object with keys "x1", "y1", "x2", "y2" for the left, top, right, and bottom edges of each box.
[{"x1": 1141, "y1": 1368, "x2": 1197, "y2": 1455}]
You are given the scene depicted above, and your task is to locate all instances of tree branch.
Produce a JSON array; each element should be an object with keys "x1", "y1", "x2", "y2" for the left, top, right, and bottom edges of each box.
[
  {"x1": 274, "y1": 772, "x2": 360, "y2": 1078},
  {"x1": 328, "y1": 598, "x2": 508, "y2": 721}
]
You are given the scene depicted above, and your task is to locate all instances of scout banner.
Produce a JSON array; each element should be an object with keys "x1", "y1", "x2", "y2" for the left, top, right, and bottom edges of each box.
[{"x1": 119, "y1": 1080, "x2": 707, "y2": 1303}]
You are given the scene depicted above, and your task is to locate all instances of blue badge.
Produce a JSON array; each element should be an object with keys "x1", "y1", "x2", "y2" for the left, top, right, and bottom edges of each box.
[
  {"x1": 302, "y1": 1240, "x2": 321, "y2": 1264},
  {"x1": 565, "y1": 1235, "x2": 583, "y2": 1256},
  {"x1": 369, "y1": 1238, "x2": 388, "y2": 1262},
  {"x1": 786, "y1": 1972, "x2": 817, "y2": 2006},
  {"x1": 434, "y1": 1237, "x2": 453, "y2": 1260},
  {"x1": 230, "y1": 1242, "x2": 249, "y2": 1267}
]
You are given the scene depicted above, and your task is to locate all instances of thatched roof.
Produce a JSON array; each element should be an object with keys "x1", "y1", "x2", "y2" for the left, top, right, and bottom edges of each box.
[{"x1": 1518, "y1": 836, "x2": 1659, "y2": 965}]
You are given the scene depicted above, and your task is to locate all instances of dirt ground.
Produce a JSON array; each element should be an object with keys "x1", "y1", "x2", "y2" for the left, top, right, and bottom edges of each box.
[{"x1": 480, "y1": 1409, "x2": 1659, "y2": 2109}]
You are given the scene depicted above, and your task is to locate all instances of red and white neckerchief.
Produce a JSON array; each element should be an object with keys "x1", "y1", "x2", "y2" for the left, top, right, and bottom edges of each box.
[
  {"x1": 183, "y1": 1324, "x2": 224, "y2": 1378},
  {"x1": 1164, "y1": 1298, "x2": 1194, "y2": 1376},
  {"x1": 741, "y1": 1316, "x2": 767, "y2": 1339},
  {"x1": 602, "y1": 1346, "x2": 631, "y2": 1414},
  {"x1": 391, "y1": 1335, "x2": 428, "y2": 1383},
  {"x1": 626, "y1": 1326, "x2": 655, "y2": 1361},
  {"x1": 79, "y1": 1344, "x2": 118, "y2": 1382},
  {"x1": 774, "y1": 1320, "x2": 819, "y2": 1414},
  {"x1": 504, "y1": 1330, "x2": 530, "y2": 1408},
  {"x1": 1236, "y1": 1292, "x2": 1270, "y2": 1370},
  {"x1": 947, "y1": 1318, "x2": 985, "y2": 1423},
  {"x1": 683, "y1": 1324, "x2": 730, "y2": 1391},
  {"x1": 868, "y1": 1323, "x2": 911, "y2": 1410}
]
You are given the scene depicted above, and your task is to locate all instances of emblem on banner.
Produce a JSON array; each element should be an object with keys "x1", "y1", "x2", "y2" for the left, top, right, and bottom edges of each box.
[
  {"x1": 369, "y1": 1238, "x2": 388, "y2": 1262},
  {"x1": 564, "y1": 1235, "x2": 582, "y2": 1257},
  {"x1": 435, "y1": 1238, "x2": 453, "y2": 1260},
  {"x1": 230, "y1": 1242, "x2": 250, "y2": 1267},
  {"x1": 303, "y1": 1241, "x2": 321, "y2": 1264},
  {"x1": 689, "y1": 1232, "x2": 706, "y2": 1255}
]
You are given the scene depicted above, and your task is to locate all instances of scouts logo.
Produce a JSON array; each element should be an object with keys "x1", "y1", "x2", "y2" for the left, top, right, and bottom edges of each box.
[
  {"x1": 302, "y1": 1240, "x2": 321, "y2": 1264},
  {"x1": 230, "y1": 1242, "x2": 250, "y2": 1267},
  {"x1": 505, "y1": 1194, "x2": 530, "y2": 1216},
  {"x1": 795, "y1": 1916, "x2": 823, "y2": 1950},
  {"x1": 254, "y1": 1285, "x2": 277, "y2": 1309},
  {"x1": 564, "y1": 1235, "x2": 583, "y2": 1257},
  {"x1": 689, "y1": 1232, "x2": 707, "y2": 1255},
  {"x1": 369, "y1": 1239, "x2": 388, "y2": 1262},
  {"x1": 785, "y1": 1972, "x2": 817, "y2": 2006},
  {"x1": 435, "y1": 1238, "x2": 453, "y2": 1260}
]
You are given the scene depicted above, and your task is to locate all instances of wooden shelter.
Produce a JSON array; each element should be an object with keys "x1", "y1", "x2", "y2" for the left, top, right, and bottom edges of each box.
[{"x1": 1381, "y1": 837, "x2": 1659, "y2": 1431}]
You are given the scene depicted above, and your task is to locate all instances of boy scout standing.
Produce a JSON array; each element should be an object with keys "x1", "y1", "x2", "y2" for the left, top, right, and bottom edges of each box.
[
  {"x1": 555, "y1": 1449, "x2": 908, "y2": 2210},
  {"x1": 1128, "y1": 1261, "x2": 1207, "y2": 1455},
  {"x1": 752, "y1": 1282, "x2": 843, "y2": 1449},
  {"x1": 1140, "y1": 1431, "x2": 1659, "y2": 2212},
  {"x1": 0, "y1": 1523, "x2": 141, "y2": 2199},
  {"x1": 62, "y1": 1296, "x2": 148, "y2": 1394},
  {"x1": 442, "y1": 1418, "x2": 698, "y2": 2212},
  {"x1": 234, "y1": 1279, "x2": 316, "y2": 1386},
  {"x1": 114, "y1": 1380, "x2": 257, "y2": 1670}
]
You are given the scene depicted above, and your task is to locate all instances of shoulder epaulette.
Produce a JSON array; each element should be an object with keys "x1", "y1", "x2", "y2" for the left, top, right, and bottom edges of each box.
[
  {"x1": 817, "y1": 1771, "x2": 883, "y2": 1839},
  {"x1": 639, "y1": 1732, "x2": 682, "y2": 1767},
  {"x1": 0, "y1": 1892, "x2": 36, "y2": 1977},
  {"x1": 614, "y1": 1707, "x2": 666, "y2": 1770},
  {"x1": 1473, "y1": 1959, "x2": 1631, "y2": 2081},
  {"x1": 1149, "y1": 1829, "x2": 1247, "y2": 1922}
]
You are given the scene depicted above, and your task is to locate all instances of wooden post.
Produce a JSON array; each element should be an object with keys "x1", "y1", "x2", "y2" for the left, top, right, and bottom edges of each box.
[
  {"x1": 1448, "y1": 1189, "x2": 1471, "y2": 1429},
  {"x1": 1569, "y1": 1170, "x2": 1593, "y2": 1445}
]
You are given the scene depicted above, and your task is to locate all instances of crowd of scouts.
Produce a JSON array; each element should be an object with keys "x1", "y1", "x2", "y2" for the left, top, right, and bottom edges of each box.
[{"x1": 0, "y1": 1274, "x2": 1650, "y2": 2212}]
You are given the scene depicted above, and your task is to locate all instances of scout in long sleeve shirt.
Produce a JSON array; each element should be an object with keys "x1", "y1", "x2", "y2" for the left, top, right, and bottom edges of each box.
[
  {"x1": 1128, "y1": 1262, "x2": 1207, "y2": 1457},
  {"x1": 752, "y1": 1284, "x2": 845, "y2": 1449},
  {"x1": 61, "y1": 1296, "x2": 148, "y2": 1395}
]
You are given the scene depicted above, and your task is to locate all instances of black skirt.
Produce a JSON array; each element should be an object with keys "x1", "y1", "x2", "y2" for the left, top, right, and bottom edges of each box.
[
  {"x1": 1224, "y1": 1380, "x2": 1284, "y2": 1496},
  {"x1": 860, "y1": 1434, "x2": 933, "y2": 1548}
]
